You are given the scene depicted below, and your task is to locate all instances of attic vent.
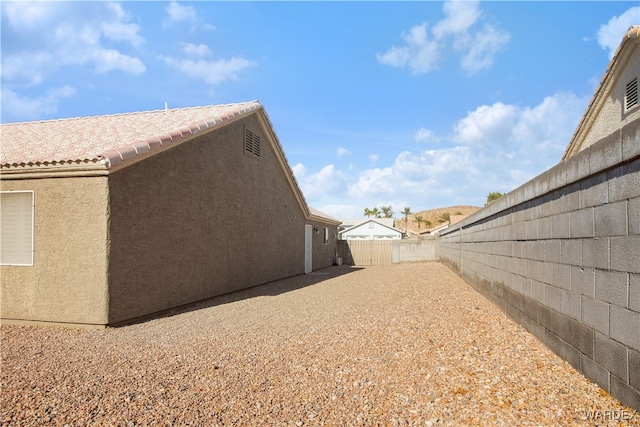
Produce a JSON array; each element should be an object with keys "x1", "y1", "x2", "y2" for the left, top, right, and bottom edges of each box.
[
  {"x1": 625, "y1": 77, "x2": 638, "y2": 111},
  {"x1": 244, "y1": 128, "x2": 261, "y2": 157}
]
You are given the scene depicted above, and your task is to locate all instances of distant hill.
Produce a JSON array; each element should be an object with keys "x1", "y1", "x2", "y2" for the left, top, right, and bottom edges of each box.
[{"x1": 395, "y1": 205, "x2": 481, "y2": 233}]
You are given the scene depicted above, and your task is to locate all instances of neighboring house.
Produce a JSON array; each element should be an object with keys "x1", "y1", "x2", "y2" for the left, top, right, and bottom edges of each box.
[
  {"x1": 421, "y1": 214, "x2": 470, "y2": 235},
  {"x1": 0, "y1": 101, "x2": 340, "y2": 327},
  {"x1": 563, "y1": 25, "x2": 640, "y2": 159},
  {"x1": 338, "y1": 218, "x2": 394, "y2": 239},
  {"x1": 340, "y1": 219, "x2": 403, "y2": 240}
]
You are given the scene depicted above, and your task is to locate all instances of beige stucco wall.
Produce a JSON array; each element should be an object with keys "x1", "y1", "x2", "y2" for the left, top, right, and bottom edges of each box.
[
  {"x1": 107, "y1": 114, "x2": 318, "y2": 324},
  {"x1": 1, "y1": 177, "x2": 110, "y2": 326},
  {"x1": 308, "y1": 220, "x2": 338, "y2": 271},
  {"x1": 580, "y1": 43, "x2": 640, "y2": 151}
]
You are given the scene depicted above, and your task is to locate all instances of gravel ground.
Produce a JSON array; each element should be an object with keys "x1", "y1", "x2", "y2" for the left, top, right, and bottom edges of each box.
[{"x1": 1, "y1": 262, "x2": 638, "y2": 426}]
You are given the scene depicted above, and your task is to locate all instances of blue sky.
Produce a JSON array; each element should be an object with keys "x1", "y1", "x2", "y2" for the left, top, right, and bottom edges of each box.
[{"x1": 2, "y1": 1, "x2": 639, "y2": 219}]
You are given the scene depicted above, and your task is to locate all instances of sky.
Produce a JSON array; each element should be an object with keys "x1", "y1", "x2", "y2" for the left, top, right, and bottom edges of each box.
[{"x1": 2, "y1": 1, "x2": 639, "y2": 219}]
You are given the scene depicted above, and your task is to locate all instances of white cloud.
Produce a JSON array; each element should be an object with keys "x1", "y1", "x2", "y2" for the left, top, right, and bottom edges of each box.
[
  {"x1": 432, "y1": 0, "x2": 481, "y2": 39},
  {"x1": 292, "y1": 162, "x2": 306, "y2": 175},
  {"x1": 337, "y1": 147, "x2": 351, "y2": 158},
  {"x1": 292, "y1": 163, "x2": 347, "y2": 200},
  {"x1": 1, "y1": 2, "x2": 146, "y2": 86},
  {"x1": 368, "y1": 154, "x2": 379, "y2": 165},
  {"x1": 453, "y1": 102, "x2": 518, "y2": 146},
  {"x1": 101, "y1": 3, "x2": 145, "y2": 47},
  {"x1": 459, "y1": 25, "x2": 510, "y2": 75},
  {"x1": 1, "y1": 86, "x2": 76, "y2": 122},
  {"x1": 163, "y1": 1, "x2": 214, "y2": 32},
  {"x1": 182, "y1": 43, "x2": 212, "y2": 57},
  {"x1": 2, "y1": 2, "x2": 60, "y2": 31},
  {"x1": 1, "y1": 52, "x2": 53, "y2": 86},
  {"x1": 164, "y1": 1, "x2": 197, "y2": 25},
  {"x1": 160, "y1": 55, "x2": 254, "y2": 85},
  {"x1": 93, "y1": 49, "x2": 146, "y2": 75},
  {"x1": 307, "y1": 92, "x2": 588, "y2": 219},
  {"x1": 415, "y1": 127, "x2": 435, "y2": 143},
  {"x1": 377, "y1": 0, "x2": 509, "y2": 75},
  {"x1": 597, "y1": 7, "x2": 640, "y2": 59},
  {"x1": 376, "y1": 23, "x2": 441, "y2": 74}
]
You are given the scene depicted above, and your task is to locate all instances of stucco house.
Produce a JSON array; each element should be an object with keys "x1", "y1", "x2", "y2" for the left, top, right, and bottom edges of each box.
[
  {"x1": 340, "y1": 219, "x2": 403, "y2": 240},
  {"x1": 563, "y1": 25, "x2": 640, "y2": 159},
  {"x1": 0, "y1": 101, "x2": 340, "y2": 327}
]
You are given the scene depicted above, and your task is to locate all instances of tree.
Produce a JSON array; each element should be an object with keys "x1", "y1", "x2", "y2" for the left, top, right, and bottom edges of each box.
[
  {"x1": 371, "y1": 207, "x2": 381, "y2": 218},
  {"x1": 415, "y1": 214, "x2": 425, "y2": 231},
  {"x1": 485, "y1": 191, "x2": 504, "y2": 206},
  {"x1": 364, "y1": 207, "x2": 372, "y2": 218},
  {"x1": 425, "y1": 220, "x2": 432, "y2": 228},
  {"x1": 400, "y1": 207, "x2": 412, "y2": 233},
  {"x1": 381, "y1": 206, "x2": 394, "y2": 218},
  {"x1": 438, "y1": 212, "x2": 451, "y2": 227}
]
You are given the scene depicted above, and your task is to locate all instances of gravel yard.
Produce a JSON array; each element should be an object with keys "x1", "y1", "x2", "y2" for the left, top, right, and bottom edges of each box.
[{"x1": 1, "y1": 262, "x2": 638, "y2": 426}]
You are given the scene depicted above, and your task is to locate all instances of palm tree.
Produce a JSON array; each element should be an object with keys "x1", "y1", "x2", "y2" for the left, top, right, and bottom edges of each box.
[
  {"x1": 425, "y1": 220, "x2": 432, "y2": 228},
  {"x1": 364, "y1": 207, "x2": 372, "y2": 218},
  {"x1": 415, "y1": 214, "x2": 425, "y2": 231},
  {"x1": 400, "y1": 207, "x2": 412, "y2": 233},
  {"x1": 371, "y1": 207, "x2": 381, "y2": 218},
  {"x1": 438, "y1": 212, "x2": 451, "y2": 227},
  {"x1": 381, "y1": 206, "x2": 394, "y2": 218}
]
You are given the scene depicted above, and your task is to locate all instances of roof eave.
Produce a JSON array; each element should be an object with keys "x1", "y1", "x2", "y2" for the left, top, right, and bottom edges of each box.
[{"x1": 0, "y1": 160, "x2": 109, "y2": 179}]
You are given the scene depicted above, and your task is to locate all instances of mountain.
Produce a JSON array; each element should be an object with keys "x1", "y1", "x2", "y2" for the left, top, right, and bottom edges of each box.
[{"x1": 395, "y1": 205, "x2": 481, "y2": 234}]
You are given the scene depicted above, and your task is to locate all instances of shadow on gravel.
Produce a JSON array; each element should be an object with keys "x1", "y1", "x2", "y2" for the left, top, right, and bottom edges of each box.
[{"x1": 115, "y1": 265, "x2": 363, "y2": 327}]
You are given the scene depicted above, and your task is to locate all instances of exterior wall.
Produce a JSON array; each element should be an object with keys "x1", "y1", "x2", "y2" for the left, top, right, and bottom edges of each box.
[
  {"x1": 342, "y1": 221, "x2": 402, "y2": 240},
  {"x1": 437, "y1": 117, "x2": 640, "y2": 410},
  {"x1": 393, "y1": 236, "x2": 437, "y2": 263},
  {"x1": 107, "y1": 114, "x2": 316, "y2": 324},
  {"x1": 308, "y1": 221, "x2": 338, "y2": 271},
  {"x1": 1, "y1": 177, "x2": 109, "y2": 326},
  {"x1": 581, "y1": 43, "x2": 640, "y2": 152},
  {"x1": 337, "y1": 237, "x2": 437, "y2": 266}
]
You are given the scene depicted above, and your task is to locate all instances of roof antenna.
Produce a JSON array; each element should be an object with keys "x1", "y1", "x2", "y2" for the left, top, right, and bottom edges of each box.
[{"x1": 164, "y1": 102, "x2": 168, "y2": 114}]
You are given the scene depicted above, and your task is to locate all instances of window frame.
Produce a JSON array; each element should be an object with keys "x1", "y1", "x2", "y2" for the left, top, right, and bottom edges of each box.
[{"x1": 0, "y1": 190, "x2": 35, "y2": 266}]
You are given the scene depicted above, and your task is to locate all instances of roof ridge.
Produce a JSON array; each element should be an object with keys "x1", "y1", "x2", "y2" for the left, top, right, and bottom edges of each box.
[
  {"x1": 1, "y1": 100, "x2": 263, "y2": 169},
  {"x1": 1, "y1": 100, "x2": 261, "y2": 126}
]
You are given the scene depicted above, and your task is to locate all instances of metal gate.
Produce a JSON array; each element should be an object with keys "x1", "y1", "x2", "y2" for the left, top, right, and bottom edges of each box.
[{"x1": 342, "y1": 240, "x2": 393, "y2": 266}]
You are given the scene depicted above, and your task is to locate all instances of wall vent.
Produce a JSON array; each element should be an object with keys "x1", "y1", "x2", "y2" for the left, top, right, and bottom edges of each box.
[
  {"x1": 625, "y1": 77, "x2": 638, "y2": 111},
  {"x1": 244, "y1": 128, "x2": 261, "y2": 157}
]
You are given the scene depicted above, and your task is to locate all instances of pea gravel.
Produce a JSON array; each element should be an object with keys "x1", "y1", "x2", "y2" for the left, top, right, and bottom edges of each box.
[{"x1": 1, "y1": 262, "x2": 638, "y2": 426}]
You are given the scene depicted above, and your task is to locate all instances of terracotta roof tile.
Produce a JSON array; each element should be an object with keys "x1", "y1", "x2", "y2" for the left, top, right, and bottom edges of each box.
[{"x1": 1, "y1": 101, "x2": 262, "y2": 169}]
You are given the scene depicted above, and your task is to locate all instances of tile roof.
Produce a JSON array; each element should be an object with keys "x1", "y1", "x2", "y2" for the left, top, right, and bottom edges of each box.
[
  {"x1": 1, "y1": 101, "x2": 262, "y2": 169},
  {"x1": 308, "y1": 207, "x2": 341, "y2": 224}
]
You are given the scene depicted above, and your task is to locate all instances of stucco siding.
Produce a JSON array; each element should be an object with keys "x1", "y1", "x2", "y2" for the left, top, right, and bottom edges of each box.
[
  {"x1": 308, "y1": 221, "x2": 338, "y2": 271},
  {"x1": 106, "y1": 115, "x2": 309, "y2": 324},
  {"x1": 1, "y1": 177, "x2": 110, "y2": 326},
  {"x1": 579, "y1": 44, "x2": 640, "y2": 153}
]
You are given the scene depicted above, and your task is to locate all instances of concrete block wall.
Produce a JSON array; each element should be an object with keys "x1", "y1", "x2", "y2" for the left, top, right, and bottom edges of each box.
[
  {"x1": 393, "y1": 236, "x2": 437, "y2": 264},
  {"x1": 437, "y1": 118, "x2": 640, "y2": 410}
]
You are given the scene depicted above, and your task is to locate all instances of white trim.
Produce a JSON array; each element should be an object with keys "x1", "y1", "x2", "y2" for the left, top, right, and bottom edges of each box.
[{"x1": 0, "y1": 190, "x2": 34, "y2": 266}]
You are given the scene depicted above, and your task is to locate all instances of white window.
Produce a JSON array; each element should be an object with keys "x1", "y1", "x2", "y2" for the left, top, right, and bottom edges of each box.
[
  {"x1": 323, "y1": 227, "x2": 329, "y2": 245},
  {"x1": 1, "y1": 191, "x2": 34, "y2": 266}
]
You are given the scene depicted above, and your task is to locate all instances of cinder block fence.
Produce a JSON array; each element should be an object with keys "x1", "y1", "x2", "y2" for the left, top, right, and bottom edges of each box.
[{"x1": 438, "y1": 119, "x2": 640, "y2": 411}]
